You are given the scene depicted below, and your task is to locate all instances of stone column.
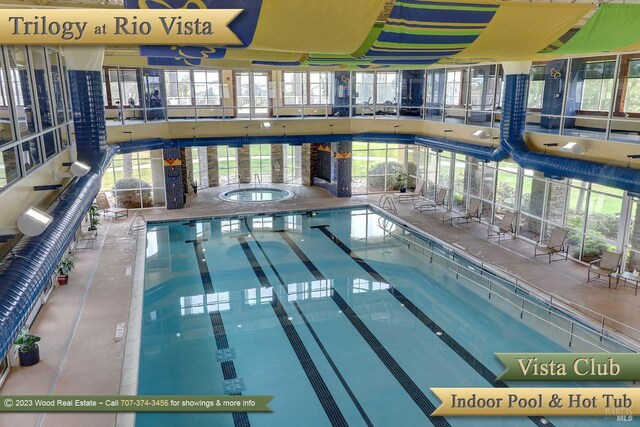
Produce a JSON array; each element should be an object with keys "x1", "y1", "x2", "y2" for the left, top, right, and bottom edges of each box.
[
  {"x1": 301, "y1": 143, "x2": 312, "y2": 186},
  {"x1": 335, "y1": 141, "x2": 352, "y2": 197},
  {"x1": 238, "y1": 145, "x2": 251, "y2": 183},
  {"x1": 207, "y1": 145, "x2": 219, "y2": 187},
  {"x1": 184, "y1": 147, "x2": 194, "y2": 194},
  {"x1": 271, "y1": 144, "x2": 284, "y2": 183}
]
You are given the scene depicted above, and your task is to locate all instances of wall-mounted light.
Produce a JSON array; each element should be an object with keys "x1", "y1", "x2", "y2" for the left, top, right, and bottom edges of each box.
[
  {"x1": 443, "y1": 129, "x2": 453, "y2": 140},
  {"x1": 53, "y1": 161, "x2": 91, "y2": 179},
  {"x1": 329, "y1": 124, "x2": 334, "y2": 135},
  {"x1": 16, "y1": 207, "x2": 53, "y2": 237},
  {"x1": 472, "y1": 129, "x2": 491, "y2": 139},
  {"x1": 560, "y1": 141, "x2": 585, "y2": 154},
  {"x1": 261, "y1": 122, "x2": 271, "y2": 129},
  {"x1": 542, "y1": 143, "x2": 558, "y2": 154},
  {"x1": 123, "y1": 131, "x2": 133, "y2": 143}
]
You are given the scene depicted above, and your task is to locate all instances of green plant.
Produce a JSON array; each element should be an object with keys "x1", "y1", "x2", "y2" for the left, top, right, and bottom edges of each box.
[
  {"x1": 395, "y1": 173, "x2": 407, "y2": 190},
  {"x1": 15, "y1": 327, "x2": 40, "y2": 353},
  {"x1": 88, "y1": 203, "x2": 100, "y2": 230},
  {"x1": 58, "y1": 255, "x2": 75, "y2": 276},
  {"x1": 367, "y1": 161, "x2": 417, "y2": 191}
]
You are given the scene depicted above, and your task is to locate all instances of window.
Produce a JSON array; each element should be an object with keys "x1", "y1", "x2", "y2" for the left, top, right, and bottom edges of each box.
[
  {"x1": 354, "y1": 72, "x2": 374, "y2": 104},
  {"x1": 250, "y1": 144, "x2": 271, "y2": 183},
  {"x1": 580, "y1": 61, "x2": 615, "y2": 111},
  {"x1": 120, "y1": 69, "x2": 141, "y2": 107},
  {"x1": 284, "y1": 144, "x2": 301, "y2": 184},
  {"x1": 309, "y1": 71, "x2": 332, "y2": 104},
  {"x1": 0, "y1": 146, "x2": 20, "y2": 189},
  {"x1": 103, "y1": 68, "x2": 120, "y2": 106},
  {"x1": 218, "y1": 145, "x2": 238, "y2": 185},
  {"x1": 376, "y1": 72, "x2": 398, "y2": 104},
  {"x1": 445, "y1": 70, "x2": 463, "y2": 105},
  {"x1": 193, "y1": 70, "x2": 221, "y2": 105},
  {"x1": 528, "y1": 66, "x2": 546, "y2": 109},
  {"x1": 0, "y1": 69, "x2": 8, "y2": 107},
  {"x1": 164, "y1": 70, "x2": 193, "y2": 106},
  {"x1": 624, "y1": 59, "x2": 640, "y2": 113},
  {"x1": 283, "y1": 72, "x2": 306, "y2": 105}
]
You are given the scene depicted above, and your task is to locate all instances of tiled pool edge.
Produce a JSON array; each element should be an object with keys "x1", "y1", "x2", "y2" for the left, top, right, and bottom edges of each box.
[{"x1": 115, "y1": 229, "x2": 146, "y2": 427}]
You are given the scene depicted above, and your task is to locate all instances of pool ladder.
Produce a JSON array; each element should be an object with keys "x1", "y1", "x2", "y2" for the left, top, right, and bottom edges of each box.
[
  {"x1": 253, "y1": 174, "x2": 262, "y2": 189},
  {"x1": 128, "y1": 212, "x2": 147, "y2": 235},
  {"x1": 378, "y1": 194, "x2": 397, "y2": 212}
]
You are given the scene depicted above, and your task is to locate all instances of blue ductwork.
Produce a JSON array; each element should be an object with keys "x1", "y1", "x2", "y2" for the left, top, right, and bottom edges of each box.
[{"x1": 0, "y1": 145, "x2": 116, "y2": 360}]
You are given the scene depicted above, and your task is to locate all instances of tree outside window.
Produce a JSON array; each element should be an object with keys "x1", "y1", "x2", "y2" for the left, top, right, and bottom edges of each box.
[
  {"x1": 283, "y1": 72, "x2": 306, "y2": 105},
  {"x1": 527, "y1": 66, "x2": 546, "y2": 109},
  {"x1": 624, "y1": 60, "x2": 640, "y2": 113},
  {"x1": 164, "y1": 70, "x2": 193, "y2": 106},
  {"x1": 580, "y1": 61, "x2": 614, "y2": 111},
  {"x1": 193, "y1": 70, "x2": 221, "y2": 106}
]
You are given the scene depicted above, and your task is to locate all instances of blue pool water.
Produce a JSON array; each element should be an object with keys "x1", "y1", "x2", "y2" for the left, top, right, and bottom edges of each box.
[
  {"x1": 219, "y1": 188, "x2": 293, "y2": 202},
  {"x1": 138, "y1": 207, "x2": 634, "y2": 427}
]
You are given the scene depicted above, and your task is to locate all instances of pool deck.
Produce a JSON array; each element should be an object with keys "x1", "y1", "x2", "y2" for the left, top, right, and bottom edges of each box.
[{"x1": 2, "y1": 183, "x2": 640, "y2": 427}]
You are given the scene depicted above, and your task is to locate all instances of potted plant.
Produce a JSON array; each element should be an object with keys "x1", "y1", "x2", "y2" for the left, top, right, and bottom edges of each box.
[
  {"x1": 395, "y1": 173, "x2": 407, "y2": 193},
  {"x1": 190, "y1": 180, "x2": 199, "y2": 194},
  {"x1": 57, "y1": 254, "x2": 75, "y2": 285},
  {"x1": 14, "y1": 327, "x2": 41, "y2": 366},
  {"x1": 88, "y1": 203, "x2": 100, "y2": 231}
]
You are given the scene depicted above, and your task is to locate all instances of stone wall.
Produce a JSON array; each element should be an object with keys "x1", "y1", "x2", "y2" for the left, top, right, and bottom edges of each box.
[
  {"x1": 271, "y1": 144, "x2": 284, "y2": 183},
  {"x1": 238, "y1": 145, "x2": 251, "y2": 183},
  {"x1": 207, "y1": 146, "x2": 219, "y2": 187}
]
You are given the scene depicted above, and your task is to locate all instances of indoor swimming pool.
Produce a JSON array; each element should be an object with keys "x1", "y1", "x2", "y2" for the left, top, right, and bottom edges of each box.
[{"x1": 137, "y1": 207, "x2": 635, "y2": 427}]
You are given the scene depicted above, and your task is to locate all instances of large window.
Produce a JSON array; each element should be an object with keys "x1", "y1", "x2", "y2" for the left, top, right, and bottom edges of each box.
[
  {"x1": 527, "y1": 65, "x2": 546, "y2": 109},
  {"x1": 193, "y1": 70, "x2": 221, "y2": 105},
  {"x1": 100, "y1": 150, "x2": 165, "y2": 209},
  {"x1": 309, "y1": 71, "x2": 332, "y2": 104},
  {"x1": 164, "y1": 70, "x2": 193, "y2": 106},
  {"x1": 283, "y1": 72, "x2": 306, "y2": 105},
  {"x1": 580, "y1": 61, "x2": 615, "y2": 112},
  {"x1": 284, "y1": 144, "x2": 301, "y2": 184},
  {"x1": 250, "y1": 144, "x2": 271, "y2": 183},
  {"x1": 354, "y1": 72, "x2": 374, "y2": 105},
  {"x1": 218, "y1": 145, "x2": 238, "y2": 185},
  {"x1": 376, "y1": 72, "x2": 398, "y2": 104},
  {"x1": 445, "y1": 70, "x2": 463, "y2": 106},
  {"x1": 623, "y1": 59, "x2": 640, "y2": 113},
  {"x1": 120, "y1": 69, "x2": 142, "y2": 107}
]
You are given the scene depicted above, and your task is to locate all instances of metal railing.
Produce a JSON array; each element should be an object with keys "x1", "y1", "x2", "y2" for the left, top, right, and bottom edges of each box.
[
  {"x1": 374, "y1": 210, "x2": 640, "y2": 353},
  {"x1": 128, "y1": 212, "x2": 147, "y2": 235},
  {"x1": 253, "y1": 174, "x2": 262, "y2": 189},
  {"x1": 378, "y1": 195, "x2": 397, "y2": 212}
]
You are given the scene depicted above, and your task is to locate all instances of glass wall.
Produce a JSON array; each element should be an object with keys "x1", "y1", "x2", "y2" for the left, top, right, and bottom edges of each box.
[
  {"x1": 283, "y1": 144, "x2": 302, "y2": 184},
  {"x1": 250, "y1": 144, "x2": 271, "y2": 183},
  {"x1": 99, "y1": 150, "x2": 165, "y2": 208},
  {"x1": 218, "y1": 145, "x2": 238, "y2": 185}
]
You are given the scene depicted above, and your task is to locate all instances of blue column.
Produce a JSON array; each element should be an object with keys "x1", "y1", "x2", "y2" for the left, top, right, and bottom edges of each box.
[
  {"x1": 68, "y1": 70, "x2": 107, "y2": 165},
  {"x1": 334, "y1": 71, "x2": 352, "y2": 117},
  {"x1": 540, "y1": 59, "x2": 568, "y2": 129},
  {"x1": 163, "y1": 147, "x2": 185, "y2": 210},
  {"x1": 500, "y1": 73, "x2": 529, "y2": 146}
]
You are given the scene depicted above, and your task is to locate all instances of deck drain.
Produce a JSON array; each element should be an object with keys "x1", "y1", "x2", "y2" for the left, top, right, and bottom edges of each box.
[
  {"x1": 114, "y1": 322, "x2": 125, "y2": 342},
  {"x1": 222, "y1": 378, "x2": 246, "y2": 394},
  {"x1": 216, "y1": 348, "x2": 237, "y2": 362}
]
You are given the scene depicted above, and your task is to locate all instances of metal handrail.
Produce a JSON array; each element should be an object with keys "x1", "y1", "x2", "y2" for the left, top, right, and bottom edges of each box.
[
  {"x1": 378, "y1": 195, "x2": 397, "y2": 212},
  {"x1": 253, "y1": 174, "x2": 262, "y2": 189},
  {"x1": 373, "y1": 212, "x2": 640, "y2": 352},
  {"x1": 128, "y1": 212, "x2": 147, "y2": 235}
]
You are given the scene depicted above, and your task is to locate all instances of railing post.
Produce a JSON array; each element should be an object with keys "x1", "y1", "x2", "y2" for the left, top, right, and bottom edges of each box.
[
  {"x1": 520, "y1": 298, "x2": 525, "y2": 319},
  {"x1": 600, "y1": 317, "x2": 606, "y2": 342},
  {"x1": 549, "y1": 294, "x2": 553, "y2": 315},
  {"x1": 488, "y1": 281, "x2": 492, "y2": 299},
  {"x1": 514, "y1": 278, "x2": 519, "y2": 295},
  {"x1": 569, "y1": 321, "x2": 574, "y2": 347}
]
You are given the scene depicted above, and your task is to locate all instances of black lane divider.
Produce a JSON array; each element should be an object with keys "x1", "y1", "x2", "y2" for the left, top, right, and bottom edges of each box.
[
  {"x1": 236, "y1": 236, "x2": 349, "y2": 427},
  {"x1": 312, "y1": 225, "x2": 555, "y2": 427},
  {"x1": 245, "y1": 229, "x2": 373, "y2": 427},
  {"x1": 190, "y1": 239, "x2": 250, "y2": 427},
  {"x1": 277, "y1": 231, "x2": 450, "y2": 427}
]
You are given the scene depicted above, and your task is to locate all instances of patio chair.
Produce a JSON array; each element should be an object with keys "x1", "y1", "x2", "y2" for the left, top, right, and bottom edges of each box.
[
  {"x1": 487, "y1": 211, "x2": 517, "y2": 242},
  {"x1": 414, "y1": 188, "x2": 448, "y2": 212},
  {"x1": 588, "y1": 251, "x2": 622, "y2": 288},
  {"x1": 95, "y1": 192, "x2": 129, "y2": 220},
  {"x1": 394, "y1": 178, "x2": 425, "y2": 202},
  {"x1": 534, "y1": 227, "x2": 569, "y2": 263},
  {"x1": 442, "y1": 198, "x2": 481, "y2": 226}
]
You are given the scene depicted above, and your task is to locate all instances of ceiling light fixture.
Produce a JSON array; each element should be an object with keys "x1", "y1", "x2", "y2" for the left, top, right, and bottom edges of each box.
[
  {"x1": 53, "y1": 161, "x2": 91, "y2": 179},
  {"x1": 16, "y1": 207, "x2": 53, "y2": 237},
  {"x1": 261, "y1": 122, "x2": 271, "y2": 129},
  {"x1": 560, "y1": 141, "x2": 586, "y2": 154},
  {"x1": 472, "y1": 129, "x2": 491, "y2": 139},
  {"x1": 542, "y1": 143, "x2": 558, "y2": 154},
  {"x1": 627, "y1": 154, "x2": 640, "y2": 167}
]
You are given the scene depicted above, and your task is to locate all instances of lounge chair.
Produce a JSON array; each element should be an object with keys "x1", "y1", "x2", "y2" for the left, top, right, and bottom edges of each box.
[
  {"x1": 414, "y1": 188, "x2": 448, "y2": 212},
  {"x1": 534, "y1": 227, "x2": 569, "y2": 263},
  {"x1": 95, "y1": 192, "x2": 129, "y2": 220},
  {"x1": 588, "y1": 251, "x2": 622, "y2": 288},
  {"x1": 443, "y1": 198, "x2": 481, "y2": 226},
  {"x1": 487, "y1": 211, "x2": 516, "y2": 242},
  {"x1": 394, "y1": 178, "x2": 425, "y2": 201}
]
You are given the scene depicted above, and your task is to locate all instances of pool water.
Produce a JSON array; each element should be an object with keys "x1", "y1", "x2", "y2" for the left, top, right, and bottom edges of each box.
[
  {"x1": 219, "y1": 188, "x2": 293, "y2": 202},
  {"x1": 138, "y1": 208, "x2": 633, "y2": 427}
]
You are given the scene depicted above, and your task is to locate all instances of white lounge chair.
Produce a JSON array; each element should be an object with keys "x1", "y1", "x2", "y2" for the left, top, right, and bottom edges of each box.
[
  {"x1": 96, "y1": 192, "x2": 129, "y2": 220},
  {"x1": 394, "y1": 178, "x2": 425, "y2": 201},
  {"x1": 414, "y1": 188, "x2": 448, "y2": 212},
  {"x1": 534, "y1": 227, "x2": 569, "y2": 263},
  {"x1": 487, "y1": 211, "x2": 517, "y2": 242},
  {"x1": 443, "y1": 198, "x2": 481, "y2": 226},
  {"x1": 588, "y1": 251, "x2": 622, "y2": 287}
]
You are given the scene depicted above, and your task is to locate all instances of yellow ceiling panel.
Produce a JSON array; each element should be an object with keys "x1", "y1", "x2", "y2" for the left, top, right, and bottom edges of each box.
[
  {"x1": 454, "y1": 2, "x2": 594, "y2": 62},
  {"x1": 249, "y1": 0, "x2": 387, "y2": 54}
]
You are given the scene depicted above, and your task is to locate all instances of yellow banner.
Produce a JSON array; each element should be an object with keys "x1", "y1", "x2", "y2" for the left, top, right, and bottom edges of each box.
[
  {"x1": 0, "y1": 9, "x2": 242, "y2": 44},
  {"x1": 432, "y1": 388, "x2": 637, "y2": 417}
]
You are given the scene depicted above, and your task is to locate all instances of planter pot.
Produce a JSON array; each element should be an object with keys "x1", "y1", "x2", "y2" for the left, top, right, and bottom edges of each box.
[
  {"x1": 57, "y1": 275, "x2": 69, "y2": 285},
  {"x1": 400, "y1": 187, "x2": 407, "y2": 193},
  {"x1": 18, "y1": 346, "x2": 40, "y2": 367},
  {"x1": 88, "y1": 226, "x2": 97, "y2": 231}
]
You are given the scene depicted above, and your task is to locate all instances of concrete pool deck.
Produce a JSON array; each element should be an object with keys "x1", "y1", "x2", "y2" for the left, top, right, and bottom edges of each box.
[{"x1": 2, "y1": 183, "x2": 639, "y2": 427}]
